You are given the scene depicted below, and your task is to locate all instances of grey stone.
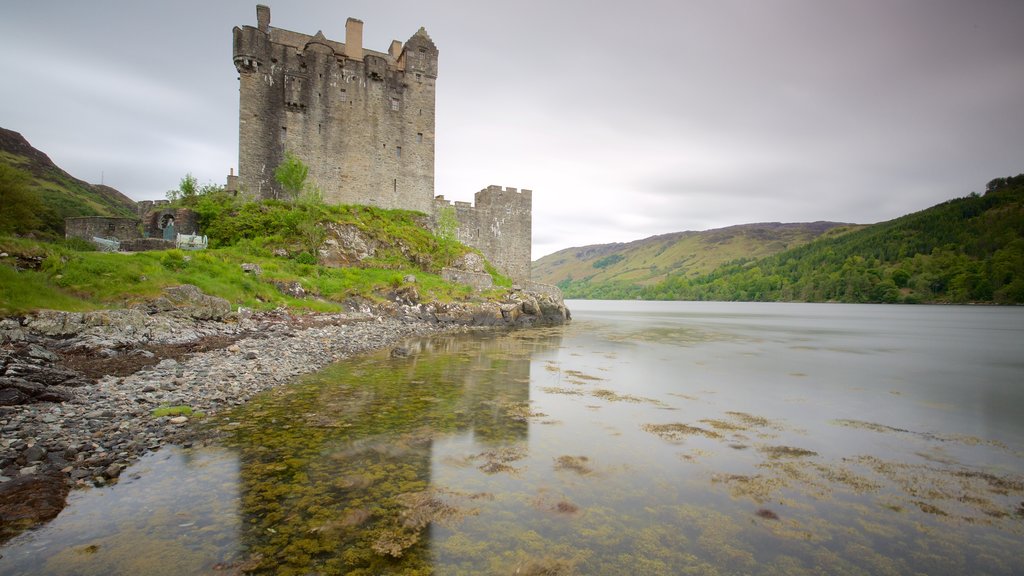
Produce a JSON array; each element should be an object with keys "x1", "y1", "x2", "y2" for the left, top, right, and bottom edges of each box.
[{"x1": 25, "y1": 344, "x2": 58, "y2": 363}]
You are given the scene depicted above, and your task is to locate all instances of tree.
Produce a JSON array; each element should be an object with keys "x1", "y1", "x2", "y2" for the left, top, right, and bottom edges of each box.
[
  {"x1": 0, "y1": 164, "x2": 42, "y2": 234},
  {"x1": 435, "y1": 205, "x2": 458, "y2": 243},
  {"x1": 274, "y1": 152, "x2": 309, "y2": 200}
]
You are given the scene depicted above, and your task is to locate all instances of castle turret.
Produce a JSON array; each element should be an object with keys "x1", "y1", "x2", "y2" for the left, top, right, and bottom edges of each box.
[
  {"x1": 344, "y1": 18, "x2": 363, "y2": 61},
  {"x1": 256, "y1": 4, "x2": 270, "y2": 33}
]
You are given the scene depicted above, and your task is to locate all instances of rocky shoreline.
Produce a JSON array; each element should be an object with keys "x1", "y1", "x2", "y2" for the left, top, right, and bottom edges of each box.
[{"x1": 0, "y1": 284, "x2": 569, "y2": 542}]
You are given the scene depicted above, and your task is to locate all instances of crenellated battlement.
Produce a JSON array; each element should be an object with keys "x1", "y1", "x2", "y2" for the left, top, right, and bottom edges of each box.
[{"x1": 432, "y1": 185, "x2": 532, "y2": 281}]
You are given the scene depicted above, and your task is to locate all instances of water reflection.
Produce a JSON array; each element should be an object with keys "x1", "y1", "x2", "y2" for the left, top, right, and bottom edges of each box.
[
  {"x1": 219, "y1": 328, "x2": 563, "y2": 574},
  {"x1": 3, "y1": 303, "x2": 1023, "y2": 575}
]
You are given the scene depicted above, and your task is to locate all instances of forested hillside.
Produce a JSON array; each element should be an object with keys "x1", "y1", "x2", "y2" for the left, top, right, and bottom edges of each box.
[
  {"x1": 534, "y1": 222, "x2": 853, "y2": 289},
  {"x1": 0, "y1": 127, "x2": 137, "y2": 238},
  {"x1": 563, "y1": 175, "x2": 1024, "y2": 304}
]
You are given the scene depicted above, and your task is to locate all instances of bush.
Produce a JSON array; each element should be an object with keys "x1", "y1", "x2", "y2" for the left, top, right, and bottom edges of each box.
[{"x1": 294, "y1": 252, "x2": 317, "y2": 265}]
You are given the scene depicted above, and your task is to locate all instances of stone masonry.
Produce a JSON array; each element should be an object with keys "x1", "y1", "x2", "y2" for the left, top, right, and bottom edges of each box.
[
  {"x1": 232, "y1": 5, "x2": 535, "y2": 282},
  {"x1": 233, "y1": 5, "x2": 436, "y2": 211},
  {"x1": 435, "y1": 186, "x2": 532, "y2": 282}
]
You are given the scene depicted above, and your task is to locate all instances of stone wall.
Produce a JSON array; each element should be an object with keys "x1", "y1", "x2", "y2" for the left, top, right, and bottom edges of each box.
[
  {"x1": 142, "y1": 208, "x2": 199, "y2": 239},
  {"x1": 233, "y1": 5, "x2": 436, "y2": 212},
  {"x1": 441, "y1": 268, "x2": 494, "y2": 291},
  {"x1": 521, "y1": 281, "x2": 563, "y2": 301},
  {"x1": 65, "y1": 217, "x2": 140, "y2": 242},
  {"x1": 436, "y1": 186, "x2": 532, "y2": 282}
]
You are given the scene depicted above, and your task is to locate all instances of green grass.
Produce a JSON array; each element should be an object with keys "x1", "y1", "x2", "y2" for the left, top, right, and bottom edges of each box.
[
  {"x1": 152, "y1": 405, "x2": 195, "y2": 418},
  {"x1": 2, "y1": 195, "x2": 515, "y2": 314},
  {"x1": 1, "y1": 238, "x2": 484, "y2": 315}
]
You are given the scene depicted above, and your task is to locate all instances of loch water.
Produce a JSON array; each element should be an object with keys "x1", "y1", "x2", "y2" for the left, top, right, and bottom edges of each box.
[{"x1": 2, "y1": 301, "x2": 1023, "y2": 575}]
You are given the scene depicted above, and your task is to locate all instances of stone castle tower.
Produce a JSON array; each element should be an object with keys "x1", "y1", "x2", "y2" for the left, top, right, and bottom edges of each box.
[
  {"x1": 232, "y1": 5, "x2": 534, "y2": 281},
  {"x1": 233, "y1": 5, "x2": 436, "y2": 210}
]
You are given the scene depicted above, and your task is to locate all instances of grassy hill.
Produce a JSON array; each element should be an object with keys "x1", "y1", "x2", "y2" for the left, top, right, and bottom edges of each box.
[
  {"x1": 534, "y1": 222, "x2": 857, "y2": 294},
  {"x1": 563, "y1": 175, "x2": 1024, "y2": 304},
  {"x1": 0, "y1": 127, "x2": 137, "y2": 238},
  {"x1": 0, "y1": 199, "x2": 497, "y2": 315}
]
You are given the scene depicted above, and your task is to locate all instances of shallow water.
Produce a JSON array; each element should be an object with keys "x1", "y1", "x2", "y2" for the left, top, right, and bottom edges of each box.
[{"x1": 3, "y1": 301, "x2": 1023, "y2": 575}]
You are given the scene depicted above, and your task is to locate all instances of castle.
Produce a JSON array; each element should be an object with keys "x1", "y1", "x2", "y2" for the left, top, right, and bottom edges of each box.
[{"x1": 231, "y1": 5, "x2": 533, "y2": 281}]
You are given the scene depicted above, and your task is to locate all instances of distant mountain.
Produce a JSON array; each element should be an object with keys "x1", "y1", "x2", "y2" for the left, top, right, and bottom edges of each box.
[
  {"x1": 550, "y1": 175, "x2": 1024, "y2": 304},
  {"x1": 0, "y1": 127, "x2": 137, "y2": 237},
  {"x1": 533, "y1": 221, "x2": 857, "y2": 290}
]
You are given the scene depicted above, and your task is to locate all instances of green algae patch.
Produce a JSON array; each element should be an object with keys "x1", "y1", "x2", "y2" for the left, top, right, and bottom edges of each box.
[
  {"x1": 641, "y1": 423, "x2": 722, "y2": 441},
  {"x1": 759, "y1": 445, "x2": 818, "y2": 459},
  {"x1": 563, "y1": 369, "x2": 604, "y2": 384},
  {"x1": 554, "y1": 455, "x2": 594, "y2": 475},
  {"x1": 592, "y1": 389, "x2": 665, "y2": 405}
]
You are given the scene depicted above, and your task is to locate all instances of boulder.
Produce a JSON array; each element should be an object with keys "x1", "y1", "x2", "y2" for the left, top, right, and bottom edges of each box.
[
  {"x1": 0, "y1": 470, "x2": 70, "y2": 544},
  {"x1": 162, "y1": 285, "x2": 231, "y2": 320}
]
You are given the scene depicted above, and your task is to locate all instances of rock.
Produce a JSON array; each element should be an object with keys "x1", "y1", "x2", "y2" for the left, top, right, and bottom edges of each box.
[
  {"x1": 395, "y1": 285, "x2": 420, "y2": 305},
  {"x1": 244, "y1": 351, "x2": 258, "y2": 360},
  {"x1": 272, "y1": 248, "x2": 289, "y2": 258},
  {"x1": 25, "y1": 344, "x2": 58, "y2": 363},
  {"x1": 520, "y1": 297, "x2": 540, "y2": 316},
  {"x1": 319, "y1": 223, "x2": 378, "y2": 266},
  {"x1": 227, "y1": 344, "x2": 241, "y2": 353},
  {"x1": 403, "y1": 274, "x2": 417, "y2": 284},
  {"x1": 0, "y1": 470, "x2": 69, "y2": 543},
  {"x1": 169, "y1": 416, "x2": 188, "y2": 425},
  {"x1": 273, "y1": 281, "x2": 306, "y2": 299},
  {"x1": 241, "y1": 263, "x2": 263, "y2": 275},
  {"x1": 22, "y1": 445, "x2": 46, "y2": 463},
  {"x1": 162, "y1": 285, "x2": 231, "y2": 320},
  {"x1": 104, "y1": 463, "x2": 125, "y2": 479}
]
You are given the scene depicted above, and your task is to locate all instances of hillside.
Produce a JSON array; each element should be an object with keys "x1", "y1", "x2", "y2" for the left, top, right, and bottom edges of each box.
[
  {"x1": 0, "y1": 127, "x2": 137, "y2": 237},
  {"x1": 533, "y1": 221, "x2": 856, "y2": 290},
  {"x1": 580, "y1": 175, "x2": 1024, "y2": 304}
]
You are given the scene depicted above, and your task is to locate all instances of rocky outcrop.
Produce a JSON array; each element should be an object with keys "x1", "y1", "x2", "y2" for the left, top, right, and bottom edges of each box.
[
  {"x1": 319, "y1": 223, "x2": 378, "y2": 266},
  {"x1": 382, "y1": 288, "x2": 570, "y2": 327}
]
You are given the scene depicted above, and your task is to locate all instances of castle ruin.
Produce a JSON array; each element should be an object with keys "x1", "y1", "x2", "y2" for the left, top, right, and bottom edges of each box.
[{"x1": 232, "y1": 5, "x2": 533, "y2": 281}]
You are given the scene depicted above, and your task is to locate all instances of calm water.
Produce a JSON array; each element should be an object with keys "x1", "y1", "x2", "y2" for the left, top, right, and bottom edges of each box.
[{"x1": 2, "y1": 301, "x2": 1023, "y2": 575}]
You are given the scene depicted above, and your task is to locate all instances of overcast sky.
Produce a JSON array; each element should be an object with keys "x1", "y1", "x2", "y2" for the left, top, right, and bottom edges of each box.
[{"x1": 2, "y1": 1, "x2": 1022, "y2": 258}]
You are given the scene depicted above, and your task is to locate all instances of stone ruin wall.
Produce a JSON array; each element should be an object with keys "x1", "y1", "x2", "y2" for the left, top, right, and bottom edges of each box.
[
  {"x1": 65, "y1": 217, "x2": 140, "y2": 242},
  {"x1": 435, "y1": 186, "x2": 532, "y2": 283}
]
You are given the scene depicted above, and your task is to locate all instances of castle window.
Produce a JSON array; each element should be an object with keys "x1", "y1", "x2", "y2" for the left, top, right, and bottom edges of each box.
[
  {"x1": 396, "y1": 146, "x2": 402, "y2": 159},
  {"x1": 339, "y1": 88, "x2": 347, "y2": 101},
  {"x1": 417, "y1": 133, "x2": 423, "y2": 143},
  {"x1": 318, "y1": 123, "x2": 322, "y2": 134},
  {"x1": 391, "y1": 98, "x2": 400, "y2": 111}
]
